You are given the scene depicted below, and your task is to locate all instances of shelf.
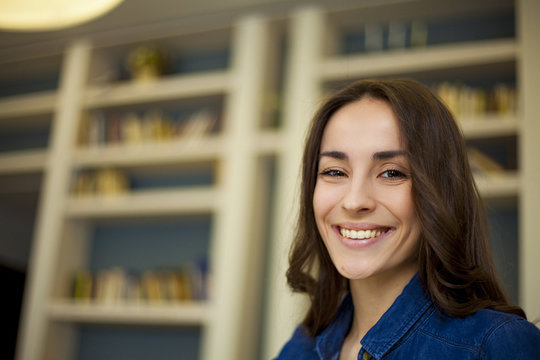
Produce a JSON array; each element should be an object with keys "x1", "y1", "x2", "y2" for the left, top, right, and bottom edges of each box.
[
  {"x1": 73, "y1": 130, "x2": 286, "y2": 166},
  {"x1": 66, "y1": 187, "x2": 219, "y2": 218},
  {"x1": 0, "y1": 91, "x2": 57, "y2": 118},
  {"x1": 459, "y1": 115, "x2": 520, "y2": 138},
  {"x1": 475, "y1": 171, "x2": 519, "y2": 198},
  {"x1": 48, "y1": 300, "x2": 207, "y2": 326},
  {"x1": 83, "y1": 71, "x2": 232, "y2": 109},
  {"x1": 0, "y1": 149, "x2": 48, "y2": 174},
  {"x1": 320, "y1": 39, "x2": 518, "y2": 81},
  {"x1": 73, "y1": 136, "x2": 224, "y2": 167},
  {"x1": 257, "y1": 129, "x2": 284, "y2": 156}
]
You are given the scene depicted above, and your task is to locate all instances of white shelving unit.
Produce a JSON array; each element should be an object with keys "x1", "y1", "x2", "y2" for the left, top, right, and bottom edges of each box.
[
  {"x1": 264, "y1": 1, "x2": 540, "y2": 358},
  {"x1": 0, "y1": 92, "x2": 56, "y2": 175},
  {"x1": 15, "y1": 14, "x2": 274, "y2": 360},
  {"x1": 0, "y1": 53, "x2": 59, "y2": 282},
  {"x1": 460, "y1": 116, "x2": 521, "y2": 199},
  {"x1": 5, "y1": 1, "x2": 538, "y2": 359}
]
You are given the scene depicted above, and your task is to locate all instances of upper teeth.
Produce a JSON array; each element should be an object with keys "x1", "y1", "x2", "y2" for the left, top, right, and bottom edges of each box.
[{"x1": 340, "y1": 228, "x2": 382, "y2": 240}]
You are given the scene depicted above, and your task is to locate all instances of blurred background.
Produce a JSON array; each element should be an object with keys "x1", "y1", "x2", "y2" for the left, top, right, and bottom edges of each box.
[{"x1": 0, "y1": 0, "x2": 538, "y2": 359}]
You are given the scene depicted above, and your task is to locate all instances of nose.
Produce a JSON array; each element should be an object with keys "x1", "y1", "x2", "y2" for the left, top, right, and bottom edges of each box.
[{"x1": 341, "y1": 176, "x2": 376, "y2": 213}]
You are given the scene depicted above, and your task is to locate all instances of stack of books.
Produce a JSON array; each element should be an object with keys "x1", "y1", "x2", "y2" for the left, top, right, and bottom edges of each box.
[
  {"x1": 77, "y1": 108, "x2": 218, "y2": 147},
  {"x1": 72, "y1": 260, "x2": 209, "y2": 304}
]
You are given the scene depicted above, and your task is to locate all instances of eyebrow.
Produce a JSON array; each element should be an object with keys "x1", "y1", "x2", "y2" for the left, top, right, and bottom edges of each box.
[
  {"x1": 319, "y1": 150, "x2": 406, "y2": 161},
  {"x1": 372, "y1": 150, "x2": 406, "y2": 161},
  {"x1": 319, "y1": 150, "x2": 347, "y2": 160}
]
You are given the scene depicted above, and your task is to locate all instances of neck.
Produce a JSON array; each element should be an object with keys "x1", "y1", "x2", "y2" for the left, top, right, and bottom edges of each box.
[{"x1": 347, "y1": 264, "x2": 417, "y2": 342}]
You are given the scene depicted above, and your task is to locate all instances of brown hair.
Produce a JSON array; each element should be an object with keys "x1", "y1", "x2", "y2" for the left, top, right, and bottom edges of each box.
[{"x1": 286, "y1": 78, "x2": 525, "y2": 337}]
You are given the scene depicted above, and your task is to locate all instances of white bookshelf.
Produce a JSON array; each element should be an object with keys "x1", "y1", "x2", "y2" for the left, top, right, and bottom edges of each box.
[
  {"x1": 0, "y1": 90, "x2": 56, "y2": 176},
  {"x1": 462, "y1": 116, "x2": 521, "y2": 200},
  {"x1": 15, "y1": 14, "x2": 275, "y2": 360},
  {"x1": 6, "y1": 1, "x2": 538, "y2": 360},
  {"x1": 263, "y1": 1, "x2": 539, "y2": 358}
]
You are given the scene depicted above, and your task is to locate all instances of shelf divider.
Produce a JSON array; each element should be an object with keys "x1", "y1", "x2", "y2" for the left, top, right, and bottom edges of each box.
[
  {"x1": 0, "y1": 91, "x2": 57, "y2": 118},
  {"x1": 84, "y1": 71, "x2": 232, "y2": 108},
  {"x1": 48, "y1": 300, "x2": 207, "y2": 326},
  {"x1": 0, "y1": 149, "x2": 48, "y2": 174},
  {"x1": 320, "y1": 39, "x2": 517, "y2": 81},
  {"x1": 66, "y1": 187, "x2": 219, "y2": 218}
]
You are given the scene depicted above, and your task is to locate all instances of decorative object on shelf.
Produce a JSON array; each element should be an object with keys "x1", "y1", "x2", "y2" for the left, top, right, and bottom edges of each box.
[
  {"x1": 342, "y1": 20, "x2": 428, "y2": 54},
  {"x1": 339, "y1": 9, "x2": 514, "y2": 56},
  {"x1": 468, "y1": 147, "x2": 505, "y2": 177},
  {"x1": 73, "y1": 269, "x2": 93, "y2": 303},
  {"x1": 180, "y1": 109, "x2": 218, "y2": 139},
  {"x1": 387, "y1": 21, "x2": 408, "y2": 50},
  {"x1": 126, "y1": 45, "x2": 168, "y2": 82},
  {"x1": 73, "y1": 168, "x2": 129, "y2": 196},
  {"x1": 364, "y1": 24, "x2": 385, "y2": 52},
  {"x1": 409, "y1": 21, "x2": 428, "y2": 48}
]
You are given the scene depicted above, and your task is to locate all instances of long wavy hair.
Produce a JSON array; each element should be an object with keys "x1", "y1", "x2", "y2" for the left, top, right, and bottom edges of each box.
[{"x1": 286, "y1": 78, "x2": 525, "y2": 337}]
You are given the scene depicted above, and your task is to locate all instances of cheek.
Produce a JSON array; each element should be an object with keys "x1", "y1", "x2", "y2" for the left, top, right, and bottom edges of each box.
[
  {"x1": 312, "y1": 186, "x2": 324, "y2": 229},
  {"x1": 381, "y1": 185, "x2": 415, "y2": 220},
  {"x1": 313, "y1": 183, "x2": 334, "y2": 236},
  {"x1": 313, "y1": 183, "x2": 335, "y2": 220},
  {"x1": 401, "y1": 193, "x2": 418, "y2": 227},
  {"x1": 391, "y1": 190, "x2": 421, "y2": 247}
]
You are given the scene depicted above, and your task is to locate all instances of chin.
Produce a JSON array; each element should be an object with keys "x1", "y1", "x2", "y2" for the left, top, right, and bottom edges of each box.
[{"x1": 337, "y1": 263, "x2": 376, "y2": 280}]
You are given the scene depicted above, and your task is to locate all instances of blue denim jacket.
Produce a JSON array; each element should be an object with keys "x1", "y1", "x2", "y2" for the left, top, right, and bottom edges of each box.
[{"x1": 276, "y1": 274, "x2": 540, "y2": 359}]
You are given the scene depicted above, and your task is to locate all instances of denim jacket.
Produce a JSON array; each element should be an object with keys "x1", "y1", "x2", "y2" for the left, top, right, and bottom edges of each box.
[{"x1": 276, "y1": 274, "x2": 540, "y2": 359}]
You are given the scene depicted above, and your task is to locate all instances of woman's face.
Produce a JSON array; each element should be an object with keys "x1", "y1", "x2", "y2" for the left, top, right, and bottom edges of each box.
[{"x1": 313, "y1": 97, "x2": 420, "y2": 281}]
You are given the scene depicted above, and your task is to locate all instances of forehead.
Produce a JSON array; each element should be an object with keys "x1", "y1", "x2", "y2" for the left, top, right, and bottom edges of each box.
[{"x1": 320, "y1": 97, "x2": 402, "y2": 152}]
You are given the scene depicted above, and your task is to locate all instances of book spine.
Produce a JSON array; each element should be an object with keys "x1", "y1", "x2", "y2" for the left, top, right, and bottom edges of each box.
[{"x1": 71, "y1": 262, "x2": 210, "y2": 303}]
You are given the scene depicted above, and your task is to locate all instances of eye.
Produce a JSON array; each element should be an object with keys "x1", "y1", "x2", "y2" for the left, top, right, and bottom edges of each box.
[
  {"x1": 380, "y1": 169, "x2": 407, "y2": 179},
  {"x1": 319, "y1": 169, "x2": 347, "y2": 177}
]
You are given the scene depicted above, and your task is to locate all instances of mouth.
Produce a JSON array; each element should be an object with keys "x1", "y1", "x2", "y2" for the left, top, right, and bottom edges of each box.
[{"x1": 337, "y1": 225, "x2": 393, "y2": 241}]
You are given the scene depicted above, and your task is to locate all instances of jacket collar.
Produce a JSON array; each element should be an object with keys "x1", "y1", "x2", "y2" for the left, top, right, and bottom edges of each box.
[{"x1": 315, "y1": 274, "x2": 433, "y2": 360}]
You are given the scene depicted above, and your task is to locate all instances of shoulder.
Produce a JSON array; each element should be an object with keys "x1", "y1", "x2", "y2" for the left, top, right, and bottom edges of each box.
[
  {"x1": 274, "y1": 325, "x2": 318, "y2": 360},
  {"x1": 418, "y1": 307, "x2": 540, "y2": 358},
  {"x1": 480, "y1": 311, "x2": 540, "y2": 359}
]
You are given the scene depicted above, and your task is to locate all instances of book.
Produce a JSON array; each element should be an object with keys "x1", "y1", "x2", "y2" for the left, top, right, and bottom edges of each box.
[
  {"x1": 468, "y1": 147, "x2": 505, "y2": 177},
  {"x1": 72, "y1": 269, "x2": 93, "y2": 302}
]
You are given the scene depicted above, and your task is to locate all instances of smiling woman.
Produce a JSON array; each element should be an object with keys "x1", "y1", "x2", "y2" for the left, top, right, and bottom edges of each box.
[
  {"x1": 313, "y1": 97, "x2": 420, "y2": 286},
  {"x1": 276, "y1": 79, "x2": 540, "y2": 360}
]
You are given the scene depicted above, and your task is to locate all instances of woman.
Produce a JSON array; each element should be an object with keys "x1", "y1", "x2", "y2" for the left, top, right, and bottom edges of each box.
[{"x1": 277, "y1": 79, "x2": 540, "y2": 359}]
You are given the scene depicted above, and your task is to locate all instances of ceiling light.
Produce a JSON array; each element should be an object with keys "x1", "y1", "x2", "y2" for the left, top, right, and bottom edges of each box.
[{"x1": 0, "y1": 0, "x2": 124, "y2": 31}]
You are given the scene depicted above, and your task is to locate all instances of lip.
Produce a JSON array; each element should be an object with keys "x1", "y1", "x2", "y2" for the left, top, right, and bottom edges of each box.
[{"x1": 333, "y1": 224, "x2": 394, "y2": 249}]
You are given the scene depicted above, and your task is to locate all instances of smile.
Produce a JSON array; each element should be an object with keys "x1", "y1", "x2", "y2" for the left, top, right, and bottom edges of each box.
[{"x1": 339, "y1": 226, "x2": 392, "y2": 240}]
